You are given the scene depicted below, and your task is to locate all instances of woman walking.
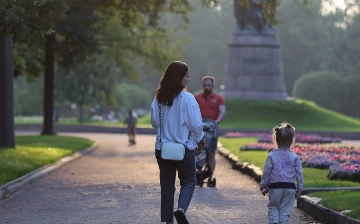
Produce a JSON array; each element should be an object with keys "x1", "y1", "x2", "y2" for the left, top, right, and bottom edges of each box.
[{"x1": 151, "y1": 61, "x2": 205, "y2": 224}]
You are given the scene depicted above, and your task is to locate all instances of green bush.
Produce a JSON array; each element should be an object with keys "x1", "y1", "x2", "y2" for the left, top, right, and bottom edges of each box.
[
  {"x1": 343, "y1": 76, "x2": 360, "y2": 118},
  {"x1": 117, "y1": 83, "x2": 153, "y2": 110},
  {"x1": 292, "y1": 71, "x2": 345, "y2": 113}
]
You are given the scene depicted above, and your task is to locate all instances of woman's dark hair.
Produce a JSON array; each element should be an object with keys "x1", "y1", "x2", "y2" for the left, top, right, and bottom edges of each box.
[
  {"x1": 272, "y1": 122, "x2": 295, "y2": 148},
  {"x1": 155, "y1": 61, "x2": 188, "y2": 106}
]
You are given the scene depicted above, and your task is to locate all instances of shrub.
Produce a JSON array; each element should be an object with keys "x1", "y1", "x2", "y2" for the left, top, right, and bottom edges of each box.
[
  {"x1": 292, "y1": 71, "x2": 345, "y2": 113},
  {"x1": 117, "y1": 83, "x2": 152, "y2": 110},
  {"x1": 343, "y1": 76, "x2": 360, "y2": 118}
]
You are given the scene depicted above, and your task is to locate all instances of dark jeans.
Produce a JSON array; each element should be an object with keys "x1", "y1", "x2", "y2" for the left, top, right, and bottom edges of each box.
[{"x1": 155, "y1": 148, "x2": 196, "y2": 222}]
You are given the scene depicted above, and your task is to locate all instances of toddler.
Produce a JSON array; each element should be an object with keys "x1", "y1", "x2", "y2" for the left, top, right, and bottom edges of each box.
[{"x1": 260, "y1": 123, "x2": 303, "y2": 224}]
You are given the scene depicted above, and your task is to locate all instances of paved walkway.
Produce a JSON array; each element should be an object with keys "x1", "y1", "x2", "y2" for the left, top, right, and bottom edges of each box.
[{"x1": 0, "y1": 133, "x2": 318, "y2": 223}]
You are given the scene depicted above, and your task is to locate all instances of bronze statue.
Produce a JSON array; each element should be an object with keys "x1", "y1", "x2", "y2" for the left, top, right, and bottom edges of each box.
[{"x1": 234, "y1": 0, "x2": 275, "y2": 35}]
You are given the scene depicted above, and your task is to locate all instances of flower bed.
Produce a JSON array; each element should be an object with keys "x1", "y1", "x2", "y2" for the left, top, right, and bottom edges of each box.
[
  {"x1": 328, "y1": 163, "x2": 360, "y2": 182},
  {"x1": 240, "y1": 142, "x2": 360, "y2": 182},
  {"x1": 224, "y1": 131, "x2": 341, "y2": 144}
]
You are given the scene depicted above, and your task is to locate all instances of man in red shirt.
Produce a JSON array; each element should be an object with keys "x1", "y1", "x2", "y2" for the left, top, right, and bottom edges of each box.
[{"x1": 195, "y1": 76, "x2": 226, "y2": 187}]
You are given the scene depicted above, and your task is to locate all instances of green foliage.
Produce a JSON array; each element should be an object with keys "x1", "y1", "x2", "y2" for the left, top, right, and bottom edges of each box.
[
  {"x1": 13, "y1": 35, "x2": 45, "y2": 78},
  {"x1": 0, "y1": 0, "x2": 67, "y2": 35},
  {"x1": 276, "y1": 0, "x2": 341, "y2": 94},
  {"x1": 0, "y1": 135, "x2": 93, "y2": 186},
  {"x1": 343, "y1": 76, "x2": 360, "y2": 118},
  {"x1": 292, "y1": 71, "x2": 345, "y2": 112},
  {"x1": 55, "y1": 55, "x2": 118, "y2": 107},
  {"x1": 238, "y1": 0, "x2": 309, "y2": 24},
  {"x1": 308, "y1": 191, "x2": 360, "y2": 220},
  {"x1": 55, "y1": 0, "x2": 100, "y2": 70},
  {"x1": 275, "y1": 0, "x2": 360, "y2": 96},
  {"x1": 100, "y1": 10, "x2": 184, "y2": 81},
  {"x1": 13, "y1": 76, "x2": 43, "y2": 116},
  {"x1": 116, "y1": 83, "x2": 153, "y2": 110},
  {"x1": 293, "y1": 73, "x2": 360, "y2": 118}
]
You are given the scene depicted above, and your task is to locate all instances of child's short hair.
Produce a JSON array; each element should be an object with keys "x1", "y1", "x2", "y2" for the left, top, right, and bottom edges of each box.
[{"x1": 272, "y1": 122, "x2": 295, "y2": 148}]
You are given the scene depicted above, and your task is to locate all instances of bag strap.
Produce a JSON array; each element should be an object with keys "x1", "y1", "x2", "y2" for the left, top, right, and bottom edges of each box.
[
  {"x1": 158, "y1": 102, "x2": 162, "y2": 144},
  {"x1": 158, "y1": 102, "x2": 191, "y2": 145}
]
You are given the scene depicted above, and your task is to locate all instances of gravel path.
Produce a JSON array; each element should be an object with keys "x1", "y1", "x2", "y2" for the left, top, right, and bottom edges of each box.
[{"x1": 0, "y1": 133, "x2": 319, "y2": 224}]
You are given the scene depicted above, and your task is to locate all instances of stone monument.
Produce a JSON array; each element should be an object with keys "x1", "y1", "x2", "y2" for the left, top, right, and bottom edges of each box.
[{"x1": 222, "y1": 0, "x2": 287, "y2": 100}]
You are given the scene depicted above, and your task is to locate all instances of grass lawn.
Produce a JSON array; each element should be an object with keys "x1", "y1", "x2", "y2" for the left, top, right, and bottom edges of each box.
[
  {"x1": 307, "y1": 191, "x2": 360, "y2": 220},
  {"x1": 0, "y1": 135, "x2": 94, "y2": 186},
  {"x1": 219, "y1": 137, "x2": 360, "y2": 220},
  {"x1": 221, "y1": 99, "x2": 360, "y2": 131},
  {"x1": 131, "y1": 99, "x2": 360, "y2": 131},
  {"x1": 15, "y1": 99, "x2": 360, "y2": 132},
  {"x1": 15, "y1": 116, "x2": 151, "y2": 127}
]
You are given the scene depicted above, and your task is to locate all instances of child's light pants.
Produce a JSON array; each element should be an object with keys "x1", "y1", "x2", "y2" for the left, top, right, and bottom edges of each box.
[{"x1": 267, "y1": 188, "x2": 296, "y2": 224}]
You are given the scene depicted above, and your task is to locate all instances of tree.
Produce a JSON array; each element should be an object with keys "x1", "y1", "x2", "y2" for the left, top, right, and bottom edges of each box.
[
  {"x1": 0, "y1": 0, "x2": 67, "y2": 147},
  {"x1": 13, "y1": 76, "x2": 43, "y2": 116},
  {"x1": 41, "y1": 0, "x2": 222, "y2": 134},
  {"x1": 55, "y1": 56, "x2": 118, "y2": 123},
  {"x1": 116, "y1": 83, "x2": 153, "y2": 111},
  {"x1": 54, "y1": 4, "x2": 186, "y2": 123},
  {"x1": 0, "y1": 34, "x2": 14, "y2": 147},
  {"x1": 329, "y1": 7, "x2": 360, "y2": 77},
  {"x1": 276, "y1": 0, "x2": 333, "y2": 94},
  {"x1": 41, "y1": 0, "x2": 102, "y2": 134}
]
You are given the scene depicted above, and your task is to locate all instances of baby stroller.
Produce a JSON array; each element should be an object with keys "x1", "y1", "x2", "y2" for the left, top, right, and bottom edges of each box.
[{"x1": 195, "y1": 119, "x2": 218, "y2": 187}]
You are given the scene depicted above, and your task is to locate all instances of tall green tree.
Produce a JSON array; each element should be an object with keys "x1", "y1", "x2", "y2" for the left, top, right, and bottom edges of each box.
[
  {"x1": 38, "y1": 0, "x2": 101, "y2": 134},
  {"x1": 275, "y1": 0, "x2": 347, "y2": 94},
  {"x1": 329, "y1": 7, "x2": 360, "y2": 77},
  {"x1": 55, "y1": 56, "x2": 118, "y2": 123},
  {"x1": 41, "y1": 0, "x2": 222, "y2": 134},
  {"x1": 55, "y1": 8, "x2": 185, "y2": 121},
  {"x1": 0, "y1": 0, "x2": 66, "y2": 147}
]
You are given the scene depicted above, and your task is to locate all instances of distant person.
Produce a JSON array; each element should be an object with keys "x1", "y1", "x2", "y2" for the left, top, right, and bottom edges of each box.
[
  {"x1": 124, "y1": 109, "x2": 138, "y2": 145},
  {"x1": 260, "y1": 123, "x2": 304, "y2": 224},
  {"x1": 194, "y1": 76, "x2": 226, "y2": 187},
  {"x1": 107, "y1": 111, "x2": 116, "y2": 122},
  {"x1": 151, "y1": 61, "x2": 205, "y2": 224}
]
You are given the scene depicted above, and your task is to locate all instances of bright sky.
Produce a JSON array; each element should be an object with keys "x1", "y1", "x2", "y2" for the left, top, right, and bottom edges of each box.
[
  {"x1": 333, "y1": 0, "x2": 346, "y2": 9},
  {"x1": 322, "y1": 0, "x2": 346, "y2": 15}
]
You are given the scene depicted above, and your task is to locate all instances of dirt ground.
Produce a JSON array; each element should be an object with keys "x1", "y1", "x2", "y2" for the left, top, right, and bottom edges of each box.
[{"x1": 0, "y1": 133, "x2": 319, "y2": 224}]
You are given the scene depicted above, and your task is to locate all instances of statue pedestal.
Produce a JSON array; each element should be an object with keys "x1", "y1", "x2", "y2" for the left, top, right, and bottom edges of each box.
[{"x1": 222, "y1": 33, "x2": 287, "y2": 100}]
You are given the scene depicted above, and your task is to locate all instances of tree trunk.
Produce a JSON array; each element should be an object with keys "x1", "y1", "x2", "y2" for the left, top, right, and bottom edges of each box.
[
  {"x1": 41, "y1": 33, "x2": 56, "y2": 135},
  {"x1": 0, "y1": 34, "x2": 15, "y2": 148}
]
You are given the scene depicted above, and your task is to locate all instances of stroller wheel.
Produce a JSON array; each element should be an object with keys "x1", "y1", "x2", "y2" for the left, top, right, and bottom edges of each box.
[
  {"x1": 199, "y1": 179, "x2": 204, "y2": 187},
  {"x1": 212, "y1": 178, "x2": 216, "y2": 187},
  {"x1": 207, "y1": 177, "x2": 216, "y2": 188}
]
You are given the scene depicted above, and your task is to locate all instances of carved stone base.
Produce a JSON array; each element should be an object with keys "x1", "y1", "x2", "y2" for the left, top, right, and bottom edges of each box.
[{"x1": 222, "y1": 34, "x2": 287, "y2": 100}]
